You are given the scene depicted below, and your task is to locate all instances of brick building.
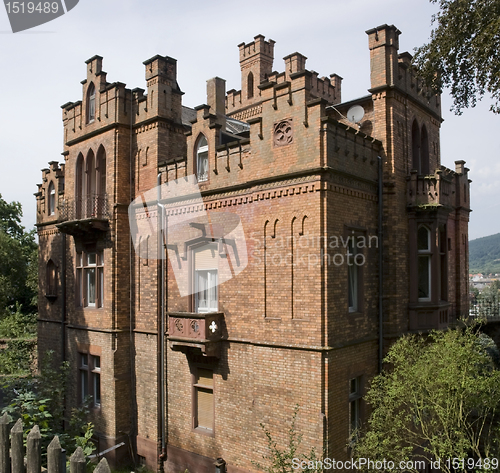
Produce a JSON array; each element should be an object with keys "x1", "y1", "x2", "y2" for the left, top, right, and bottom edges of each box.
[{"x1": 35, "y1": 24, "x2": 471, "y2": 472}]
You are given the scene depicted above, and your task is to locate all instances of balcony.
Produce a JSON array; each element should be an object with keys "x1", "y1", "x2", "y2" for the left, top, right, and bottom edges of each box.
[
  {"x1": 168, "y1": 311, "x2": 224, "y2": 357},
  {"x1": 407, "y1": 169, "x2": 455, "y2": 211},
  {"x1": 409, "y1": 302, "x2": 451, "y2": 331},
  {"x1": 57, "y1": 194, "x2": 110, "y2": 236}
]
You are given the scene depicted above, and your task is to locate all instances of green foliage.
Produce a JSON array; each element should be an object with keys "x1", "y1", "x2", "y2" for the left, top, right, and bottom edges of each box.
[
  {"x1": 414, "y1": 0, "x2": 500, "y2": 114},
  {"x1": 37, "y1": 350, "x2": 69, "y2": 425},
  {"x1": 0, "y1": 305, "x2": 37, "y2": 338},
  {"x1": 2, "y1": 391, "x2": 52, "y2": 437},
  {"x1": 353, "y1": 325, "x2": 500, "y2": 473},
  {"x1": 75, "y1": 422, "x2": 97, "y2": 457},
  {"x1": 253, "y1": 405, "x2": 323, "y2": 473},
  {"x1": 0, "y1": 338, "x2": 36, "y2": 375},
  {"x1": 0, "y1": 305, "x2": 37, "y2": 375},
  {"x1": 0, "y1": 193, "x2": 37, "y2": 319},
  {"x1": 469, "y1": 232, "x2": 500, "y2": 275},
  {"x1": 1, "y1": 351, "x2": 96, "y2": 468}
]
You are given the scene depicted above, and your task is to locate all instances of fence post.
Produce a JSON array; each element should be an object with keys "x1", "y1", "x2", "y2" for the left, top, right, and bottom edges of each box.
[
  {"x1": 69, "y1": 447, "x2": 86, "y2": 473},
  {"x1": 11, "y1": 418, "x2": 23, "y2": 473},
  {"x1": 0, "y1": 413, "x2": 10, "y2": 473},
  {"x1": 47, "y1": 436, "x2": 63, "y2": 473},
  {"x1": 94, "y1": 457, "x2": 111, "y2": 473},
  {"x1": 27, "y1": 425, "x2": 41, "y2": 473}
]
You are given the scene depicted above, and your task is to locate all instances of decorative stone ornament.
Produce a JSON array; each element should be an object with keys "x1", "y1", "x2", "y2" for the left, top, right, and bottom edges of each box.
[{"x1": 273, "y1": 119, "x2": 293, "y2": 146}]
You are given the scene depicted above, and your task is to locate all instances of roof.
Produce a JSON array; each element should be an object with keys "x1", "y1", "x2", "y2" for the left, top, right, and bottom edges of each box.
[{"x1": 181, "y1": 106, "x2": 250, "y2": 135}]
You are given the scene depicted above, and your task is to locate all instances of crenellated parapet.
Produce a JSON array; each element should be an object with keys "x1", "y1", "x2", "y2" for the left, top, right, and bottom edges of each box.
[
  {"x1": 227, "y1": 37, "x2": 342, "y2": 118},
  {"x1": 35, "y1": 161, "x2": 65, "y2": 226},
  {"x1": 366, "y1": 24, "x2": 441, "y2": 118}
]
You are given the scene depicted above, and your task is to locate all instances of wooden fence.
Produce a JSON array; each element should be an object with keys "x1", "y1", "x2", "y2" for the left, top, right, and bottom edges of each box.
[{"x1": 0, "y1": 413, "x2": 110, "y2": 473}]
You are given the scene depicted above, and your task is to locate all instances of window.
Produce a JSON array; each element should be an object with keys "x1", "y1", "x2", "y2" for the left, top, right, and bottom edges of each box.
[
  {"x1": 194, "y1": 243, "x2": 218, "y2": 313},
  {"x1": 196, "y1": 136, "x2": 209, "y2": 182},
  {"x1": 46, "y1": 259, "x2": 57, "y2": 297},
  {"x1": 76, "y1": 250, "x2": 104, "y2": 308},
  {"x1": 92, "y1": 355, "x2": 101, "y2": 407},
  {"x1": 79, "y1": 352, "x2": 101, "y2": 407},
  {"x1": 48, "y1": 181, "x2": 56, "y2": 216},
  {"x1": 412, "y1": 119, "x2": 421, "y2": 173},
  {"x1": 412, "y1": 120, "x2": 430, "y2": 175},
  {"x1": 87, "y1": 83, "x2": 96, "y2": 123},
  {"x1": 348, "y1": 236, "x2": 359, "y2": 313},
  {"x1": 349, "y1": 377, "x2": 362, "y2": 437},
  {"x1": 247, "y1": 71, "x2": 254, "y2": 99},
  {"x1": 420, "y1": 125, "x2": 430, "y2": 175},
  {"x1": 193, "y1": 367, "x2": 214, "y2": 433},
  {"x1": 417, "y1": 226, "x2": 431, "y2": 301},
  {"x1": 439, "y1": 227, "x2": 448, "y2": 301},
  {"x1": 79, "y1": 353, "x2": 88, "y2": 403},
  {"x1": 75, "y1": 147, "x2": 107, "y2": 219},
  {"x1": 76, "y1": 153, "x2": 84, "y2": 218}
]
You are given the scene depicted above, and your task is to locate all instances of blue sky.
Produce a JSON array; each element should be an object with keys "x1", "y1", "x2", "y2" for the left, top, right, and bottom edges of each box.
[{"x1": 0, "y1": 0, "x2": 498, "y2": 240}]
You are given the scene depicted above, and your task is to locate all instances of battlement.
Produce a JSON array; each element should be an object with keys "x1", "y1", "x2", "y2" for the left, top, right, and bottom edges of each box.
[
  {"x1": 35, "y1": 160, "x2": 65, "y2": 225},
  {"x1": 238, "y1": 34, "x2": 275, "y2": 63},
  {"x1": 366, "y1": 24, "x2": 440, "y2": 116},
  {"x1": 143, "y1": 54, "x2": 177, "y2": 82},
  {"x1": 227, "y1": 39, "x2": 342, "y2": 118}
]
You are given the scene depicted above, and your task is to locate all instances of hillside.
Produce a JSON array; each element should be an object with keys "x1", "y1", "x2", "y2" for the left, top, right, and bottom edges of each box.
[{"x1": 469, "y1": 233, "x2": 500, "y2": 275}]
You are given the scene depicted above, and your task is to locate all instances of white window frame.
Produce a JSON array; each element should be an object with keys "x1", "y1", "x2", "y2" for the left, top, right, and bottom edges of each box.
[
  {"x1": 79, "y1": 352, "x2": 101, "y2": 408},
  {"x1": 92, "y1": 355, "x2": 101, "y2": 407},
  {"x1": 196, "y1": 136, "x2": 209, "y2": 182},
  {"x1": 86, "y1": 253, "x2": 97, "y2": 307},
  {"x1": 79, "y1": 353, "x2": 89, "y2": 404},
  {"x1": 76, "y1": 250, "x2": 104, "y2": 308},
  {"x1": 48, "y1": 182, "x2": 56, "y2": 216},
  {"x1": 87, "y1": 83, "x2": 96, "y2": 123},
  {"x1": 195, "y1": 269, "x2": 218, "y2": 313}
]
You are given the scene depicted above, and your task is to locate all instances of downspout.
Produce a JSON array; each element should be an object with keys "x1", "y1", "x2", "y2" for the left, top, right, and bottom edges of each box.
[
  {"x1": 157, "y1": 173, "x2": 166, "y2": 460},
  {"x1": 128, "y1": 89, "x2": 138, "y2": 467},
  {"x1": 378, "y1": 156, "x2": 384, "y2": 373},
  {"x1": 61, "y1": 233, "x2": 66, "y2": 362}
]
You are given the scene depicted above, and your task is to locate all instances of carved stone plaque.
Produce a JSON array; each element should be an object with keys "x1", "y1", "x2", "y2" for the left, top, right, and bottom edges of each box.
[{"x1": 273, "y1": 119, "x2": 293, "y2": 146}]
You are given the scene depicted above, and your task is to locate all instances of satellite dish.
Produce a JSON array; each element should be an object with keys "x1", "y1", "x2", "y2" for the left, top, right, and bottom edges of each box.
[{"x1": 346, "y1": 105, "x2": 365, "y2": 124}]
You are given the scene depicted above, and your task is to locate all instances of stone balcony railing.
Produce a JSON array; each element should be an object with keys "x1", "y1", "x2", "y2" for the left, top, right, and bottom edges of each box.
[
  {"x1": 167, "y1": 311, "x2": 224, "y2": 357},
  {"x1": 407, "y1": 169, "x2": 455, "y2": 210}
]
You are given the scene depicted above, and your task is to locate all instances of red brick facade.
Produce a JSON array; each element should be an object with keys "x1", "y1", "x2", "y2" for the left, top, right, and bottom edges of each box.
[{"x1": 35, "y1": 24, "x2": 470, "y2": 472}]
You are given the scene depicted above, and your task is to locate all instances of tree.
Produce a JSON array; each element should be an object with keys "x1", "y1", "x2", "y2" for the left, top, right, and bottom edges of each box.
[
  {"x1": 0, "y1": 193, "x2": 37, "y2": 318},
  {"x1": 414, "y1": 0, "x2": 500, "y2": 114},
  {"x1": 253, "y1": 405, "x2": 323, "y2": 473},
  {"x1": 353, "y1": 325, "x2": 500, "y2": 473}
]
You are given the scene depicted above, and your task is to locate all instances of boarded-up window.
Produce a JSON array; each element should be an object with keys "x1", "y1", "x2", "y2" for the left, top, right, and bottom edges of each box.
[{"x1": 193, "y1": 367, "x2": 214, "y2": 432}]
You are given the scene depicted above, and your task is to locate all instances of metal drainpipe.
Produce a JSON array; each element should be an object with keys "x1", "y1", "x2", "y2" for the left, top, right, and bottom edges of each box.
[
  {"x1": 129, "y1": 88, "x2": 138, "y2": 467},
  {"x1": 157, "y1": 173, "x2": 166, "y2": 459},
  {"x1": 61, "y1": 233, "x2": 66, "y2": 363},
  {"x1": 378, "y1": 156, "x2": 384, "y2": 373}
]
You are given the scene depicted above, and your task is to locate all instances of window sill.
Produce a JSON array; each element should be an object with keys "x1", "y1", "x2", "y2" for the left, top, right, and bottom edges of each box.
[
  {"x1": 45, "y1": 294, "x2": 57, "y2": 302},
  {"x1": 193, "y1": 426, "x2": 214, "y2": 437},
  {"x1": 348, "y1": 309, "x2": 363, "y2": 316}
]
